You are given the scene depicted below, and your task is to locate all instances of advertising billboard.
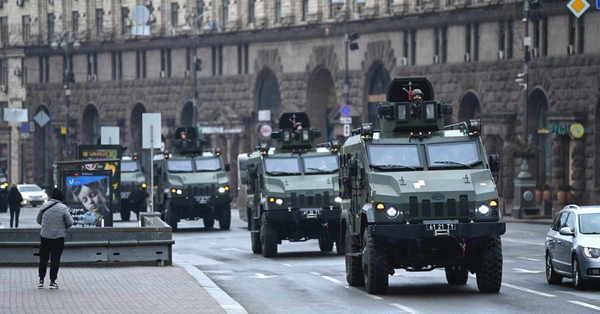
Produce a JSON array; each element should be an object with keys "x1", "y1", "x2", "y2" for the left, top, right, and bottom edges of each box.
[{"x1": 64, "y1": 174, "x2": 112, "y2": 227}]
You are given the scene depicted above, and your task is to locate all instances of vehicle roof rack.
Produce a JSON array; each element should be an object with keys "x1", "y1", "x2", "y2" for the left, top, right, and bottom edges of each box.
[{"x1": 564, "y1": 204, "x2": 581, "y2": 211}]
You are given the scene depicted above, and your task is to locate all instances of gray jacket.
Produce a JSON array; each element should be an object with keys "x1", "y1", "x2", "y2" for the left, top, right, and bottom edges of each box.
[{"x1": 37, "y1": 199, "x2": 74, "y2": 239}]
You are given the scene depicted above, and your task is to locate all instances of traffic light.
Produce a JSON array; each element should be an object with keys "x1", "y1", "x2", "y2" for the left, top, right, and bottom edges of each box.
[{"x1": 347, "y1": 33, "x2": 360, "y2": 51}]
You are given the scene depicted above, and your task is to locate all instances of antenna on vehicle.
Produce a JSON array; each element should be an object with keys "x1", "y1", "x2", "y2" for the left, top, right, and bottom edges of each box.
[{"x1": 131, "y1": 5, "x2": 151, "y2": 36}]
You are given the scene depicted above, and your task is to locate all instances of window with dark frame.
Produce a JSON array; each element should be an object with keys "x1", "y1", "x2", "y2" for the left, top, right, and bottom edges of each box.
[
  {"x1": 403, "y1": 30, "x2": 409, "y2": 62},
  {"x1": 222, "y1": 0, "x2": 229, "y2": 27},
  {"x1": 441, "y1": 26, "x2": 447, "y2": 63},
  {"x1": 542, "y1": 17, "x2": 548, "y2": 57},
  {"x1": 63, "y1": 54, "x2": 74, "y2": 83},
  {"x1": 136, "y1": 50, "x2": 147, "y2": 79},
  {"x1": 275, "y1": 0, "x2": 282, "y2": 23},
  {"x1": 111, "y1": 52, "x2": 123, "y2": 80},
  {"x1": 244, "y1": 43, "x2": 249, "y2": 74},
  {"x1": 410, "y1": 30, "x2": 416, "y2": 65},
  {"x1": 160, "y1": 48, "x2": 172, "y2": 78},
  {"x1": 577, "y1": 16, "x2": 585, "y2": 54},
  {"x1": 248, "y1": 0, "x2": 256, "y2": 24},
  {"x1": 507, "y1": 20, "x2": 514, "y2": 59},
  {"x1": 0, "y1": 17, "x2": 7, "y2": 46},
  {"x1": 302, "y1": 0, "x2": 309, "y2": 21},
  {"x1": 96, "y1": 9, "x2": 104, "y2": 36},
  {"x1": 171, "y1": 3, "x2": 179, "y2": 28},
  {"x1": 434, "y1": 28, "x2": 440, "y2": 63},
  {"x1": 47, "y1": 13, "x2": 55, "y2": 42},
  {"x1": 22, "y1": 15, "x2": 31, "y2": 43},
  {"x1": 498, "y1": 21, "x2": 505, "y2": 58},
  {"x1": 473, "y1": 23, "x2": 479, "y2": 62},
  {"x1": 72, "y1": 11, "x2": 80, "y2": 33},
  {"x1": 211, "y1": 46, "x2": 217, "y2": 76},
  {"x1": 218, "y1": 45, "x2": 223, "y2": 75},
  {"x1": 465, "y1": 24, "x2": 471, "y2": 61},
  {"x1": 87, "y1": 53, "x2": 98, "y2": 77},
  {"x1": 197, "y1": 0, "x2": 204, "y2": 24},
  {"x1": 0, "y1": 58, "x2": 7, "y2": 87},
  {"x1": 121, "y1": 7, "x2": 129, "y2": 35},
  {"x1": 568, "y1": 14, "x2": 576, "y2": 50},
  {"x1": 237, "y1": 44, "x2": 242, "y2": 74},
  {"x1": 39, "y1": 56, "x2": 49, "y2": 83},
  {"x1": 533, "y1": 19, "x2": 540, "y2": 52}
]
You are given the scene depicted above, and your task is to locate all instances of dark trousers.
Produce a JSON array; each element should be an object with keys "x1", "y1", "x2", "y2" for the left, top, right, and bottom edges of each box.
[
  {"x1": 9, "y1": 206, "x2": 20, "y2": 228},
  {"x1": 38, "y1": 237, "x2": 65, "y2": 282}
]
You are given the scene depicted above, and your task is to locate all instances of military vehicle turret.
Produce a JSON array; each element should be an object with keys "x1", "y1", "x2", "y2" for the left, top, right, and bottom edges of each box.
[
  {"x1": 240, "y1": 113, "x2": 342, "y2": 257},
  {"x1": 339, "y1": 78, "x2": 505, "y2": 294},
  {"x1": 154, "y1": 127, "x2": 232, "y2": 231}
]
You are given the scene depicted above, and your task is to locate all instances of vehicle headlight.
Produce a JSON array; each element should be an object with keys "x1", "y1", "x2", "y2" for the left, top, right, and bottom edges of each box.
[
  {"x1": 334, "y1": 196, "x2": 342, "y2": 203},
  {"x1": 477, "y1": 204, "x2": 490, "y2": 215},
  {"x1": 385, "y1": 206, "x2": 399, "y2": 218},
  {"x1": 584, "y1": 247, "x2": 600, "y2": 258},
  {"x1": 141, "y1": 183, "x2": 148, "y2": 189},
  {"x1": 218, "y1": 187, "x2": 226, "y2": 193},
  {"x1": 275, "y1": 198, "x2": 284, "y2": 205},
  {"x1": 171, "y1": 188, "x2": 183, "y2": 195}
]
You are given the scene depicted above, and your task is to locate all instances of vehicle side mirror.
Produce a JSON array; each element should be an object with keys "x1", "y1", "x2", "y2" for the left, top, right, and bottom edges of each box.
[
  {"x1": 559, "y1": 226, "x2": 574, "y2": 236},
  {"x1": 349, "y1": 160, "x2": 358, "y2": 177},
  {"x1": 225, "y1": 164, "x2": 231, "y2": 172}
]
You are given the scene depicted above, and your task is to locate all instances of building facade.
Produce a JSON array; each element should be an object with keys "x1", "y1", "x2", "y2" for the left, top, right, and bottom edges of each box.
[{"x1": 0, "y1": 0, "x2": 599, "y2": 214}]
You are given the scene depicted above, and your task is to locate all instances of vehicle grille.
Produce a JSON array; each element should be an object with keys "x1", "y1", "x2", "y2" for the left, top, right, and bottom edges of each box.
[
  {"x1": 190, "y1": 185, "x2": 215, "y2": 195},
  {"x1": 290, "y1": 191, "x2": 330, "y2": 208},
  {"x1": 407, "y1": 195, "x2": 471, "y2": 220},
  {"x1": 120, "y1": 182, "x2": 136, "y2": 192}
]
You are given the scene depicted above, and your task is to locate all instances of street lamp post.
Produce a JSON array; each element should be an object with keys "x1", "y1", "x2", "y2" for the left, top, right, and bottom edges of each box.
[{"x1": 51, "y1": 32, "x2": 80, "y2": 160}]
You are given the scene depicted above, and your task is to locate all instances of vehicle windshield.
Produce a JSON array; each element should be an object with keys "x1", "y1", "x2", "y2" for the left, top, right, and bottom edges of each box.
[
  {"x1": 19, "y1": 185, "x2": 42, "y2": 192},
  {"x1": 167, "y1": 159, "x2": 194, "y2": 173},
  {"x1": 195, "y1": 158, "x2": 222, "y2": 171},
  {"x1": 303, "y1": 155, "x2": 339, "y2": 174},
  {"x1": 427, "y1": 141, "x2": 482, "y2": 168},
  {"x1": 579, "y1": 213, "x2": 600, "y2": 234},
  {"x1": 264, "y1": 157, "x2": 301, "y2": 175},
  {"x1": 121, "y1": 161, "x2": 139, "y2": 173},
  {"x1": 367, "y1": 145, "x2": 422, "y2": 170}
]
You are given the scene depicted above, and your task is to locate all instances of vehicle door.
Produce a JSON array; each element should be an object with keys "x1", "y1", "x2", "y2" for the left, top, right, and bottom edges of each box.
[
  {"x1": 546, "y1": 212, "x2": 562, "y2": 265},
  {"x1": 555, "y1": 211, "x2": 574, "y2": 272}
]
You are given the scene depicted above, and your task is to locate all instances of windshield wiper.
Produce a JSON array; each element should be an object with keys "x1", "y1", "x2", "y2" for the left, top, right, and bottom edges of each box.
[
  {"x1": 371, "y1": 164, "x2": 417, "y2": 171},
  {"x1": 432, "y1": 160, "x2": 481, "y2": 168},
  {"x1": 267, "y1": 171, "x2": 299, "y2": 175}
]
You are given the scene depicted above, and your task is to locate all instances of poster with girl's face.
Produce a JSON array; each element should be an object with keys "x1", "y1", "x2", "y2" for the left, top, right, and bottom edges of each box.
[{"x1": 65, "y1": 175, "x2": 111, "y2": 227}]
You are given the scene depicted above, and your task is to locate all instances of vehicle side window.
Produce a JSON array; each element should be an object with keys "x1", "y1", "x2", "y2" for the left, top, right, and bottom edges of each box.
[
  {"x1": 552, "y1": 213, "x2": 562, "y2": 231},
  {"x1": 560, "y1": 212, "x2": 570, "y2": 228},
  {"x1": 566, "y1": 212, "x2": 576, "y2": 231}
]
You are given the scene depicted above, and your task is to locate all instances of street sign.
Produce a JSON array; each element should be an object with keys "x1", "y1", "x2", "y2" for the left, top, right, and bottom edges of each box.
[
  {"x1": 569, "y1": 123, "x2": 585, "y2": 139},
  {"x1": 340, "y1": 105, "x2": 352, "y2": 117},
  {"x1": 19, "y1": 122, "x2": 30, "y2": 133},
  {"x1": 258, "y1": 110, "x2": 271, "y2": 122},
  {"x1": 3, "y1": 108, "x2": 28, "y2": 122},
  {"x1": 101, "y1": 127, "x2": 120, "y2": 145},
  {"x1": 33, "y1": 110, "x2": 50, "y2": 127},
  {"x1": 340, "y1": 117, "x2": 352, "y2": 124},
  {"x1": 259, "y1": 124, "x2": 272, "y2": 137},
  {"x1": 343, "y1": 124, "x2": 351, "y2": 137},
  {"x1": 142, "y1": 113, "x2": 161, "y2": 149}
]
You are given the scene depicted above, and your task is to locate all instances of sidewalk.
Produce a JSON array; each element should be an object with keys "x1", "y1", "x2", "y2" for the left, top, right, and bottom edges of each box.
[{"x1": 0, "y1": 266, "x2": 225, "y2": 314}]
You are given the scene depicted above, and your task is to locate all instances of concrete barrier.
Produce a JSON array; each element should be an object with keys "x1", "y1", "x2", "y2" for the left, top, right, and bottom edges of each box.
[{"x1": 0, "y1": 213, "x2": 174, "y2": 266}]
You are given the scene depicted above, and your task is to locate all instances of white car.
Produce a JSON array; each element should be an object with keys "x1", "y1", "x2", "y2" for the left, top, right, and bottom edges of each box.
[{"x1": 17, "y1": 184, "x2": 48, "y2": 207}]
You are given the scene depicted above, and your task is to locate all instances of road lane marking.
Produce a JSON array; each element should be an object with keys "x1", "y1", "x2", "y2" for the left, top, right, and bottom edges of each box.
[
  {"x1": 281, "y1": 263, "x2": 292, "y2": 267},
  {"x1": 310, "y1": 272, "x2": 321, "y2": 276},
  {"x1": 252, "y1": 273, "x2": 277, "y2": 279},
  {"x1": 512, "y1": 268, "x2": 544, "y2": 274},
  {"x1": 569, "y1": 300, "x2": 600, "y2": 311},
  {"x1": 519, "y1": 257, "x2": 542, "y2": 262},
  {"x1": 321, "y1": 275, "x2": 343, "y2": 285},
  {"x1": 390, "y1": 303, "x2": 420, "y2": 314},
  {"x1": 502, "y1": 283, "x2": 556, "y2": 298},
  {"x1": 367, "y1": 294, "x2": 383, "y2": 300},
  {"x1": 222, "y1": 248, "x2": 245, "y2": 253},
  {"x1": 503, "y1": 238, "x2": 545, "y2": 246}
]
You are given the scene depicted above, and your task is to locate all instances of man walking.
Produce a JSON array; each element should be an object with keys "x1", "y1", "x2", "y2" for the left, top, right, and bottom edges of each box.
[
  {"x1": 7, "y1": 184, "x2": 23, "y2": 228},
  {"x1": 36, "y1": 188, "x2": 73, "y2": 289}
]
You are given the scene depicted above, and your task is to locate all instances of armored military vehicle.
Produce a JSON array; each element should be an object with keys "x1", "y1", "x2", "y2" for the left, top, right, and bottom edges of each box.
[
  {"x1": 154, "y1": 127, "x2": 232, "y2": 231},
  {"x1": 119, "y1": 155, "x2": 148, "y2": 221},
  {"x1": 241, "y1": 113, "x2": 342, "y2": 257},
  {"x1": 339, "y1": 78, "x2": 505, "y2": 294}
]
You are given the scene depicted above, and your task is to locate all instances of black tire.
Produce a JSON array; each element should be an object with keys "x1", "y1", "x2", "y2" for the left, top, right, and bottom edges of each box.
[
  {"x1": 345, "y1": 230, "x2": 364, "y2": 287},
  {"x1": 246, "y1": 208, "x2": 251, "y2": 230},
  {"x1": 476, "y1": 237, "x2": 503, "y2": 293},
  {"x1": 545, "y1": 253, "x2": 562, "y2": 285},
  {"x1": 166, "y1": 205, "x2": 178, "y2": 232},
  {"x1": 204, "y1": 216, "x2": 215, "y2": 229},
  {"x1": 260, "y1": 219, "x2": 278, "y2": 257},
  {"x1": 362, "y1": 231, "x2": 389, "y2": 294},
  {"x1": 335, "y1": 226, "x2": 346, "y2": 256},
  {"x1": 120, "y1": 207, "x2": 131, "y2": 222},
  {"x1": 319, "y1": 233, "x2": 334, "y2": 253},
  {"x1": 445, "y1": 265, "x2": 468, "y2": 285},
  {"x1": 250, "y1": 218, "x2": 262, "y2": 254},
  {"x1": 219, "y1": 205, "x2": 231, "y2": 230},
  {"x1": 573, "y1": 257, "x2": 587, "y2": 290}
]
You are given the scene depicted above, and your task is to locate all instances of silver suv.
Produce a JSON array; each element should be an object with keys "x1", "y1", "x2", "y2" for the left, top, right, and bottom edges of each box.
[{"x1": 545, "y1": 205, "x2": 600, "y2": 289}]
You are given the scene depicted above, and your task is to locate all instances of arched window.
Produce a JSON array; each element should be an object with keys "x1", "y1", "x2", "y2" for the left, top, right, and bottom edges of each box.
[
  {"x1": 82, "y1": 104, "x2": 100, "y2": 145},
  {"x1": 307, "y1": 68, "x2": 337, "y2": 141}
]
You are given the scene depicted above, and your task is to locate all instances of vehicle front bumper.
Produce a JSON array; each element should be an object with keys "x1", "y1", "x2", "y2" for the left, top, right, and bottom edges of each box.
[
  {"x1": 264, "y1": 207, "x2": 341, "y2": 224},
  {"x1": 578, "y1": 253, "x2": 600, "y2": 280},
  {"x1": 369, "y1": 221, "x2": 506, "y2": 242}
]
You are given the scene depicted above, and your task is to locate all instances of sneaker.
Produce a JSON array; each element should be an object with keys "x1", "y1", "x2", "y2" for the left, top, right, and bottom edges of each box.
[
  {"x1": 49, "y1": 281, "x2": 58, "y2": 289},
  {"x1": 37, "y1": 280, "x2": 44, "y2": 289}
]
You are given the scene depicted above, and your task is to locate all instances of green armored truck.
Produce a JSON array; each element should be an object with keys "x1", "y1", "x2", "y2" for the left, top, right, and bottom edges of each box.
[
  {"x1": 119, "y1": 155, "x2": 148, "y2": 221},
  {"x1": 339, "y1": 78, "x2": 505, "y2": 294},
  {"x1": 241, "y1": 113, "x2": 342, "y2": 257},
  {"x1": 154, "y1": 127, "x2": 232, "y2": 231}
]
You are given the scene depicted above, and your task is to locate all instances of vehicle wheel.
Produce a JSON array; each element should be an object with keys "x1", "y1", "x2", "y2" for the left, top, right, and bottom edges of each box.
[
  {"x1": 362, "y1": 231, "x2": 388, "y2": 294},
  {"x1": 335, "y1": 226, "x2": 346, "y2": 256},
  {"x1": 476, "y1": 237, "x2": 503, "y2": 293},
  {"x1": 345, "y1": 231, "x2": 364, "y2": 287},
  {"x1": 573, "y1": 257, "x2": 587, "y2": 290},
  {"x1": 260, "y1": 219, "x2": 278, "y2": 258},
  {"x1": 445, "y1": 265, "x2": 468, "y2": 285},
  {"x1": 246, "y1": 208, "x2": 251, "y2": 230},
  {"x1": 204, "y1": 216, "x2": 215, "y2": 229},
  {"x1": 166, "y1": 206, "x2": 178, "y2": 232},
  {"x1": 319, "y1": 233, "x2": 334, "y2": 253},
  {"x1": 250, "y1": 218, "x2": 262, "y2": 254},
  {"x1": 546, "y1": 253, "x2": 562, "y2": 285},
  {"x1": 219, "y1": 204, "x2": 231, "y2": 230},
  {"x1": 120, "y1": 207, "x2": 131, "y2": 222}
]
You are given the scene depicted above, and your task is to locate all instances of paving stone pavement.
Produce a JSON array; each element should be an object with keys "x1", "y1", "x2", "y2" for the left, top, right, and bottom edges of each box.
[{"x1": 0, "y1": 266, "x2": 225, "y2": 314}]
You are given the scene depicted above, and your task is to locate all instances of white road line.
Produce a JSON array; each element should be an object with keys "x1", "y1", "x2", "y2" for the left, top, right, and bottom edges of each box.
[
  {"x1": 310, "y1": 272, "x2": 321, "y2": 276},
  {"x1": 519, "y1": 257, "x2": 542, "y2": 262},
  {"x1": 569, "y1": 300, "x2": 600, "y2": 311},
  {"x1": 503, "y1": 238, "x2": 545, "y2": 246},
  {"x1": 321, "y1": 275, "x2": 343, "y2": 284},
  {"x1": 502, "y1": 283, "x2": 556, "y2": 298},
  {"x1": 390, "y1": 303, "x2": 420, "y2": 314},
  {"x1": 512, "y1": 268, "x2": 544, "y2": 274},
  {"x1": 367, "y1": 295, "x2": 383, "y2": 301},
  {"x1": 281, "y1": 263, "x2": 292, "y2": 267},
  {"x1": 222, "y1": 248, "x2": 245, "y2": 253}
]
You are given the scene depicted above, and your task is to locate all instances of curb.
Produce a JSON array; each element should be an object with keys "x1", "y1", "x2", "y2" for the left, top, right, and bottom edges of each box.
[
  {"x1": 505, "y1": 219, "x2": 552, "y2": 225},
  {"x1": 177, "y1": 262, "x2": 247, "y2": 314}
]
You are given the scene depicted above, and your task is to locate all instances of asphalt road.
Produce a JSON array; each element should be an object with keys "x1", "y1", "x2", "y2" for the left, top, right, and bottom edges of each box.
[{"x1": 173, "y1": 210, "x2": 600, "y2": 314}]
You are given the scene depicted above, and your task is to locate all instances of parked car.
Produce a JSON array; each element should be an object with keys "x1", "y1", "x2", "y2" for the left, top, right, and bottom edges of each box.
[
  {"x1": 545, "y1": 204, "x2": 600, "y2": 289},
  {"x1": 17, "y1": 184, "x2": 48, "y2": 207}
]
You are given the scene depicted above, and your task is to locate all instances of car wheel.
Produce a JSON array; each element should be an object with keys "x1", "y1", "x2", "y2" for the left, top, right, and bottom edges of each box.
[
  {"x1": 166, "y1": 205, "x2": 178, "y2": 232},
  {"x1": 476, "y1": 237, "x2": 503, "y2": 293},
  {"x1": 219, "y1": 204, "x2": 231, "y2": 230},
  {"x1": 546, "y1": 253, "x2": 562, "y2": 285},
  {"x1": 361, "y1": 230, "x2": 389, "y2": 294},
  {"x1": 260, "y1": 219, "x2": 278, "y2": 258},
  {"x1": 573, "y1": 257, "x2": 587, "y2": 290},
  {"x1": 345, "y1": 230, "x2": 364, "y2": 287},
  {"x1": 445, "y1": 265, "x2": 468, "y2": 285},
  {"x1": 120, "y1": 207, "x2": 131, "y2": 222},
  {"x1": 203, "y1": 216, "x2": 215, "y2": 229},
  {"x1": 319, "y1": 233, "x2": 334, "y2": 253}
]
